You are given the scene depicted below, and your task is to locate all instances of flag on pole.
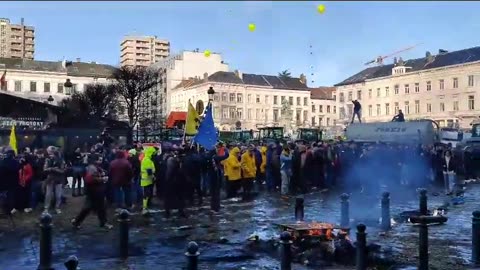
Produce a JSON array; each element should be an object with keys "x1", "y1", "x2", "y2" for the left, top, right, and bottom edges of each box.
[
  {"x1": 9, "y1": 124, "x2": 18, "y2": 154},
  {"x1": 0, "y1": 70, "x2": 6, "y2": 90},
  {"x1": 193, "y1": 102, "x2": 218, "y2": 150},
  {"x1": 185, "y1": 100, "x2": 200, "y2": 136}
]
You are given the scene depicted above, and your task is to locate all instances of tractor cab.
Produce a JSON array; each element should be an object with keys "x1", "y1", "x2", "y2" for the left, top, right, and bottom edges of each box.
[
  {"x1": 258, "y1": 127, "x2": 285, "y2": 143},
  {"x1": 297, "y1": 128, "x2": 322, "y2": 143}
]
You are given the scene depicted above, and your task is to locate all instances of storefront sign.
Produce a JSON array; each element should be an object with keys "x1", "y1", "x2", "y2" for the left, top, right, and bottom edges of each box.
[{"x1": 0, "y1": 117, "x2": 45, "y2": 128}]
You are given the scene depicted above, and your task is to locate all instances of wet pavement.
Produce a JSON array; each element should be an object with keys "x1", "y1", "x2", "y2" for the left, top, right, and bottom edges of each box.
[{"x1": 1, "y1": 182, "x2": 480, "y2": 270}]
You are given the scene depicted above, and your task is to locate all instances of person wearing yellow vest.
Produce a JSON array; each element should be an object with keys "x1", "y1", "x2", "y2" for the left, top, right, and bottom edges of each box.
[
  {"x1": 140, "y1": 146, "x2": 156, "y2": 215},
  {"x1": 241, "y1": 145, "x2": 257, "y2": 199},
  {"x1": 224, "y1": 147, "x2": 241, "y2": 198}
]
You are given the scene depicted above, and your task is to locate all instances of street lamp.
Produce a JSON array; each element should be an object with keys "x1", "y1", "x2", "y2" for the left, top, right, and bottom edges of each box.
[
  {"x1": 207, "y1": 86, "x2": 215, "y2": 102},
  {"x1": 47, "y1": 95, "x2": 54, "y2": 104},
  {"x1": 64, "y1": 78, "x2": 73, "y2": 95}
]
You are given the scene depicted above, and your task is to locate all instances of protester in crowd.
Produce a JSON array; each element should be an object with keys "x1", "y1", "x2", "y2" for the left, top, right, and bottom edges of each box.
[
  {"x1": 109, "y1": 150, "x2": 133, "y2": 211},
  {"x1": 442, "y1": 149, "x2": 458, "y2": 195},
  {"x1": 30, "y1": 148, "x2": 46, "y2": 210},
  {"x1": 13, "y1": 154, "x2": 34, "y2": 213},
  {"x1": 0, "y1": 149, "x2": 20, "y2": 214},
  {"x1": 240, "y1": 144, "x2": 257, "y2": 199},
  {"x1": 43, "y1": 147, "x2": 66, "y2": 214},
  {"x1": 140, "y1": 146, "x2": 156, "y2": 215},
  {"x1": 127, "y1": 149, "x2": 142, "y2": 209},
  {"x1": 280, "y1": 145, "x2": 293, "y2": 196},
  {"x1": 70, "y1": 147, "x2": 86, "y2": 197},
  {"x1": 224, "y1": 147, "x2": 242, "y2": 198},
  {"x1": 163, "y1": 146, "x2": 187, "y2": 218}
]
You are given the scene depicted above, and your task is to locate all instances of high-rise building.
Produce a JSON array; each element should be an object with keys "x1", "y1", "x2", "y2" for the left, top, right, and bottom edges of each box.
[
  {"x1": 120, "y1": 35, "x2": 170, "y2": 67},
  {"x1": 0, "y1": 18, "x2": 35, "y2": 60}
]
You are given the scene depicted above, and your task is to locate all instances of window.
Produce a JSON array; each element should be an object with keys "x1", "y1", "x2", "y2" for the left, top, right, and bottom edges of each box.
[
  {"x1": 311, "y1": 116, "x2": 316, "y2": 126},
  {"x1": 265, "y1": 109, "x2": 270, "y2": 121},
  {"x1": 236, "y1": 108, "x2": 243, "y2": 119},
  {"x1": 385, "y1": 103, "x2": 390, "y2": 115},
  {"x1": 339, "y1": 93, "x2": 345, "y2": 102},
  {"x1": 237, "y1": 93, "x2": 243, "y2": 103},
  {"x1": 426, "y1": 81, "x2": 431, "y2": 91},
  {"x1": 368, "y1": 105, "x2": 372, "y2": 116},
  {"x1": 273, "y1": 95, "x2": 278, "y2": 105},
  {"x1": 30, "y1": 81, "x2": 37, "y2": 92},
  {"x1": 394, "y1": 85, "x2": 399, "y2": 95},
  {"x1": 404, "y1": 84, "x2": 409, "y2": 94},
  {"x1": 319, "y1": 105, "x2": 323, "y2": 113},
  {"x1": 357, "y1": 90, "x2": 362, "y2": 100},
  {"x1": 469, "y1": 95, "x2": 475, "y2": 110},
  {"x1": 254, "y1": 95, "x2": 259, "y2": 103},
  {"x1": 303, "y1": 110, "x2": 308, "y2": 122},
  {"x1": 214, "y1": 106, "x2": 220, "y2": 119},
  {"x1": 415, "y1": 83, "x2": 420, "y2": 93},
  {"x1": 15, "y1": 81, "x2": 21, "y2": 92},
  {"x1": 415, "y1": 100, "x2": 420, "y2": 114},
  {"x1": 347, "y1": 105, "x2": 352, "y2": 116},
  {"x1": 230, "y1": 107, "x2": 236, "y2": 119},
  {"x1": 376, "y1": 104, "x2": 381, "y2": 116},
  {"x1": 453, "y1": 101, "x2": 459, "y2": 111},
  {"x1": 439, "y1": 79, "x2": 444, "y2": 90},
  {"x1": 327, "y1": 105, "x2": 331, "y2": 113},
  {"x1": 326, "y1": 118, "x2": 330, "y2": 126},
  {"x1": 348, "y1": 91, "x2": 352, "y2": 101},
  {"x1": 394, "y1": 102, "x2": 399, "y2": 113},
  {"x1": 303, "y1": 97, "x2": 308, "y2": 106},
  {"x1": 229, "y1": 93, "x2": 235, "y2": 102},
  {"x1": 43, "y1": 82, "x2": 50, "y2": 93},
  {"x1": 296, "y1": 97, "x2": 301, "y2": 106},
  {"x1": 222, "y1": 107, "x2": 229, "y2": 119},
  {"x1": 439, "y1": 102, "x2": 446, "y2": 112},
  {"x1": 281, "y1": 96, "x2": 286, "y2": 103},
  {"x1": 289, "y1": 96, "x2": 293, "y2": 105},
  {"x1": 221, "y1": 93, "x2": 227, "y2": 102},
  {"x1": 453, "y1": 77, "x2": 458, "y2": 88},
  {"x1": 426, "y1": 103, "x2": 432, "y2": 113},
  {"x1": 469, "y1": 75, "x2": 474, "y2": 87},
  {"x1": 247, "y1": 94, "x2": 252, "y2": 103},
  {"x1": 312, "y1": 105, "x2": 316, "y2": 113},
  {"x1": 0, "y1": 80, "x2": 6, "y2": 90},
  {"x1": 333, "y1": 106, "x2": 336, "y2": 114},
  {"x1": 247, "y1": 109, "x2": 252, "y2": 120},
  {"x1": 57, "y1": 83, "x2": 64, "y2": 94},
  {"x1": 404, "y1": 101, "x2": 410, "y2": 114},
  {"x1": 385, "y1": 87, "x2": 389, "y2": 97},
  {"x1": 214, "y1": 93, "x2": 220, "y2": 101},
  {"x1": 255, "y1": 108, "x2": 261, "y2": 119},
  {"x1": 376, "y1": 88, "x2": 380, "y2": 97},
  {"x1": 368, "y1": 89, "x2": 372, "y2": 98},
  {"x1": 72, "y1": 84, "x2": 78, "y2": 93},
  {"x1": 273, "y1": 109, "x2": 279, "y2": 122}
]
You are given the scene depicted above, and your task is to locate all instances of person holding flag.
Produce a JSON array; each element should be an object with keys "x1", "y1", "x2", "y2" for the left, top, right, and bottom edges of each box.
[{"x1": 184, "y1": 100, "x2": 200, "y2": 142}]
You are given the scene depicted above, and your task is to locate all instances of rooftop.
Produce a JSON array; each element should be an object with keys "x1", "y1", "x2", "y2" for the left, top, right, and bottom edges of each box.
[
  {"x1": 335, "y1": 46, "x2": 480, "y2": 87},
  {"x1": 174, "y1": 71, "x2": 309, "y2": 91},
  {"x1": 310, "y1": 87, "x2": 335, "y2": 100},
  {"x1": 0, "y1": 58, "x2": 116, "y2": 78}
]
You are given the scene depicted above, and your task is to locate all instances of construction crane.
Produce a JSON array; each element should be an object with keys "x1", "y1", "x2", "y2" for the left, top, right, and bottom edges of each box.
[{"x1": 364, "y1": 43, "x2": 423, "y2": 66}]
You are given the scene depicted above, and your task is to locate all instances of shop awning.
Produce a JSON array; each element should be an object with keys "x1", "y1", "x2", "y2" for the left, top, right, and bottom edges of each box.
[{"x1": 166, "y1": 111, "x2": 187, "y2": 128}]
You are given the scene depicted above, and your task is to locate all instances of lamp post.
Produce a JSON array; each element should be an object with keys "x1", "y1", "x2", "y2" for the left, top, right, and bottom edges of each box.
[
  {"x1": 64, "y1": 78, "x2": 73, "y2": 95},
  {"x1": 207, "y1": 86, "x2": 215, "y2": 102},
  {"x1": 47, "y1": 95, "x2": 54, "y2": 105}
]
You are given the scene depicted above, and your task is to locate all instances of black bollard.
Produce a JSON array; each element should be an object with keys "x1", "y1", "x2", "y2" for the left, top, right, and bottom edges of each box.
[
  {"x1": 418, "y1": 216, "x2": 429, "y2": 270},
  {"x1": 381, "y1": 192, "x2": 391, "y2": 230},
  {"x1": 38, "y1": 213, "x2": 53, "y2": 270},
  {"x1": 295, "y1": 196, "x2": 304, "y2": 222},
  {"x1": 356, "y1": 224, "x2": 367, "y2": 270},
  {"x1": 340, "y1": 193, "x2": 350, "y2": 228},
  {"x1": 185, "y1": 241, "x2": 200, "y2": 270},
  {"x1": 280, "y1": 231, "x2": 293, "y2": 270},
  {"x1": 419, "y1": 188, "x2": 428, "y2": 216},
  {"x1": 118, "y1": 210, "x2": 130, "y2": 259},
  {"x1": 64, "y1": 255, "x2": 79, "y2": 270},
  {"x1": 472, "y1": 211, "x2": 480, "y2": 265}
]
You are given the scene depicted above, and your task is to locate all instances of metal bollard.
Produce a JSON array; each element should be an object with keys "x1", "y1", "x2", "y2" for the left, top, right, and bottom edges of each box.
[
  {"x1": 340, "y1": 193, "x2": 350, "y2": 228},
  {"x1": 418, "y1": 216, "x2": 429, "y2": 270},
  {"x1": 381, "y1": 192, "x2": 391, "y2": 230},
  {"x1": 118, "y1": 210, "x2": 130, "y2": 259},
  {"x1": 295, "y1": 196, "x2": 304, "y2": 222},
  {"x1": 419, "y1": 188, "x2": 428, "y2": 216},
  {"x1": 185, "y1": 241, "x2": 200, "y2": 270},
  {"x1": 64, "y1": 255, "x2": 79, "y2": 270},
  {"x1": 472, "y1": 211, "x2": 480, "y2": 265},
  {"x1": 280, "y1": 231, "x2": 293, "y2": 270},
  {"x1": 38, "y1": 213, "x2": 53, "y2": 270},
  {"x1": 356, "y1": 224, "x2": 367, "y2": 270}
]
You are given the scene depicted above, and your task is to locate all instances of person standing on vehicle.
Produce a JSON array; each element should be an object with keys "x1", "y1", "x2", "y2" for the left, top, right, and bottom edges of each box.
[
  {"x1": 351, "y1": 100, "x2": 362, "y2": 123},
  {"x1": 392, "y1": 109, "x2": 405, "y2": 122}
]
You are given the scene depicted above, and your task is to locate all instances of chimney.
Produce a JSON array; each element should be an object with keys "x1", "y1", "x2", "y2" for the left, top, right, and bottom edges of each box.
[
  {"x1": 21, "y1": 18, "x2": 24, "y2": 26},
  {"x1": 299, "y1": 73, "x2": 307, "y2": 85},
  {"x1": 393, "y1": 57, "x2": 398, "y2": 65},
  {"x1": 397, "y1": 57, "x2": 404, "y2": 66},
  {"x1": 203, "y1": 72, "x2": 208, "y2": 82},
  {"x1": 425, "y1": 51, "x2": 431, "y2": 58},
  {"x1": 426, "y1": 51, "x2": 434, "y2": 64},
  {"x1": 438, "y1": 49, "x2": 448, "y2": 54},
  {"x1": 234, "y1": 69, "x2": 243, "y2": 80},
  {"x1": 76, "y1": 58, "x2": 81, "y2": 63}
]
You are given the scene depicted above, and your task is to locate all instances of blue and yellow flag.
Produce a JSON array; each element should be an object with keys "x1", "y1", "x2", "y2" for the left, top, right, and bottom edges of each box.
[
  {"x1": 185, "y1": 100, "x2": 200, "y2": 136},
  {"x1": 9, "y1": 124, "x2": 17, "y2": 154},
  {"x1": 193, "y1": 103, "x2": 218, "y2": 150}
]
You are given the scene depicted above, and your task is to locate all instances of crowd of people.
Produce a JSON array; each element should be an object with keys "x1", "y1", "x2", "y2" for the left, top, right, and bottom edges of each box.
[{"x1": 0, "y1": 137, "x2": 461, "y2": 229}]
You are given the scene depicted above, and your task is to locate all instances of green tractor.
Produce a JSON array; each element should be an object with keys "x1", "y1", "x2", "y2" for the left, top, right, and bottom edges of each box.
[
  {"x1": 258, "y1": 127, "x2": 285, "y2": 143},
  {"x1": 297, "y1": 128, "x2": 323, "y2": 143},
  {"x1": 219, "y1": 129, "x2": 256, "y2": 143}
]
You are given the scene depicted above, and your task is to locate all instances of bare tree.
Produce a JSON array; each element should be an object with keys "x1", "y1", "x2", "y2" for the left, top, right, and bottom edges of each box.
[{"x1": 111, "y1": 66, "x2": 161, "y2": 142}]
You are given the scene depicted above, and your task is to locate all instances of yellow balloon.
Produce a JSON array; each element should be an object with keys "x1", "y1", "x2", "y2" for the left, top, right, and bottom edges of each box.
[
  {"x1": 204, "y1": 50, "x2": 211, "y2": 57},
  {"x1": 317, "y1": 4, "x2": 326, "y2": 14},
  {"x1": 248, "y1": 23, "x2": 256, "y2": 32}
]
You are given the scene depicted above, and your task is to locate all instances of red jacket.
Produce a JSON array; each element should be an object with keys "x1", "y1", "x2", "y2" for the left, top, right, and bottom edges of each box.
[
  {"x1": 109, "y1": 157, "x2": 133, "y2": 187},
  {"x1": 19, "y1": 163, "x2": 33, "y2": 187}
]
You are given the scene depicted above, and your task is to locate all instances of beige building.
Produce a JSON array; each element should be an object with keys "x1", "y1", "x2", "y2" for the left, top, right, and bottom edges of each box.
[
  {"x1": 170, "y1": 71, "x2": 312, "y2": 132},
  {"x1": 310, "y1": 87, "x2": 337, "y2": 128},
  {"x1": 120, "y1": 35, "x2": 170, "y2": 67},
  {"x1": 0, "y1": 18, "x2": 35, "y2": 60},
  {"x1": 0, "y1": 58, "x2": 116, "y2": 104},
  {"x1": 335, "y1": 46, "x2": 480, "y2": 129}
]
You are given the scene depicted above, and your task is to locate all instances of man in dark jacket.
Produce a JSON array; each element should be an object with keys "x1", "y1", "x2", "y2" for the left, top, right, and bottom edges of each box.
[
  {"x1": 351, "y1": 100, "x2": 362, "y2": 123},
  {"x1": 127, "y1": 149, "x2": 142, "y2": 209},
  {"x1": 392, "y1": 109, "x2": 405, "y2": 122},
  {"x1": 0, "y1": 150, "x2": 20, "y2": 214},
  {"x1": 183, "y1": 147, "x2": 203, "y2": 206},
  {"x1": 164, "y1": 147, "x2": 187, "y2": 218},
  {"x1": 109, "y1": 151, "x2": 133, "y2": 210}
]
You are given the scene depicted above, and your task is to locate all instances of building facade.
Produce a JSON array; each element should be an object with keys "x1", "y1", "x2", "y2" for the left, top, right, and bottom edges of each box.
[
  {"x1": 170, "y1": 71, "x2": 312, "y2": 132},
  {"x1": 0, "y1": 58, "x2": 116, "y2": 104},
  {"x1": 310, "y1": 87, "x2": 337, "y2": 128},
  {"x1": 120, "y1": 35, "x2": 170, "y2": 67},
  {"x1": 0, "y1": 18, "x2": 35, "y2": 60},
  {"x1": 335, "y1": 47, "x2": 480, "y2": 129}
]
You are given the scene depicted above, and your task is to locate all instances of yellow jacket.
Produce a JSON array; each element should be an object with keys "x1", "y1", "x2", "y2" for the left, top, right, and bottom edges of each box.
[
  {"x1": 224, "y1": 147, "x2": 242, "y2": 181},
  {"x1": 241, "y1": 150, "x2": 257, "y2": 179},
  {"x1": 140, "y1": 147, "x2": 156, "y2": 187},
  {"x1": 260, "y1": 146, "x2": 267, "y2": 174}
]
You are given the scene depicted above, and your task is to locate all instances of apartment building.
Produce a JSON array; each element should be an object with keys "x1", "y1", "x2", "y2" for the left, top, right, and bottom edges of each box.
[
  {"x1": 0, "y1": 18, "x2": 35, "y2": 60},
  {"x1": 309, "y1": 87, "x2": 337, "y2": 128},
  {"x1": 335, "y1": 46, "x2": 480, "y2": 129},
  {"x1": 120, "y1": 35, "x2": 170, "y2": 67},
  {"x1": 170, "y1": 70, "x2": 311, "y2": 132}
]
